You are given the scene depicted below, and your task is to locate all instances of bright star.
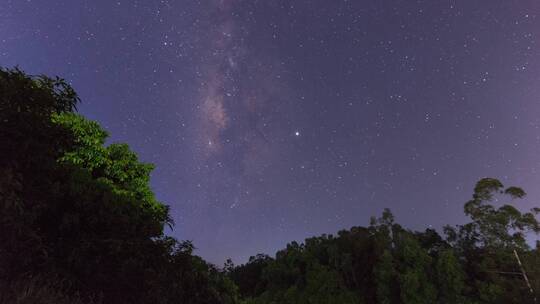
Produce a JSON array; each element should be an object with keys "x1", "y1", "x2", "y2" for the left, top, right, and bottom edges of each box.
[{"x1": 295, "y1": 131, "x2": 300, "y2": 136}]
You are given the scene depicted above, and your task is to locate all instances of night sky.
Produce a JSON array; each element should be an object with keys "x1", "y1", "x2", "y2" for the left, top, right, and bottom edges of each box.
[{"x1": 2, "y1": 0, "x2": 540, "y2": 264}]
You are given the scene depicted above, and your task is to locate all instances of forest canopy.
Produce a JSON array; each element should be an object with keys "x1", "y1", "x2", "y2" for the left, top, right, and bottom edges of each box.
[
  {"x1": 228, "y1": 182, "x2": 540, "y2": 304},
  {"x1": 0, "y1": 67, "x2": 539, "y2": 303}
]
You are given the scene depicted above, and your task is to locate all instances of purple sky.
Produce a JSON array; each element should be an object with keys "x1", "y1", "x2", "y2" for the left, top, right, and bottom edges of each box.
[{"x1": 1, "y1": 0, "x2": 540, "y2": 264}]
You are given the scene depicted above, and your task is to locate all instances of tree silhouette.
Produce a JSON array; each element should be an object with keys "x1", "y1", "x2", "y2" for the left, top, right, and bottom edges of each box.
[{"x1": 0, "y1": 67, "x2": 238, "y2": 304}]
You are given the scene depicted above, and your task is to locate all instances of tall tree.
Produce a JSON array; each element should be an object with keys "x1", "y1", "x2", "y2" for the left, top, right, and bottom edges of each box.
[{"x1": 445, "y1": 178, "x2": 540, "y2": 303}]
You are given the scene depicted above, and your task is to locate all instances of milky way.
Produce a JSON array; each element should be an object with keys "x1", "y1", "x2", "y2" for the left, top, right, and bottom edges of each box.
[
  {"x1": 197, "y1": 1, "x2": 285, "y2": 164},
  {"x1": 1, "y1": 0, "x2": 540, "y2": 263}
]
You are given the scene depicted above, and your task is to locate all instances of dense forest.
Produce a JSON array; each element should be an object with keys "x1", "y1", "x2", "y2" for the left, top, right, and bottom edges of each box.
[{"x1": 1, "y1": 67, "x2": 539, "y2": 303}]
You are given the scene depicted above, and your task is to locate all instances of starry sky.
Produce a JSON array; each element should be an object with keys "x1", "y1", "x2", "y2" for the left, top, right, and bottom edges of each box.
[{"x1": 2, "y1": 0, "x2": 540, "y2": 264}]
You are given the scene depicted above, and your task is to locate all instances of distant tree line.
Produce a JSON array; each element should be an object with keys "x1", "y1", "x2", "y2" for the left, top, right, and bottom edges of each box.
[
  {"x1": 227, "y1": 180, "x2": 540, "y2": 304},
  {"x1": 1, "y1": 67, "x2": 539, "y2": 303}
]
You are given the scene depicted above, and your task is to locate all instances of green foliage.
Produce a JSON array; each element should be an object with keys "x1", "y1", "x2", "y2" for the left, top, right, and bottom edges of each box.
[
  {"x1": 53, "y1": 112, "x2": 171, "y2": 234},
  {"x1": 461, "y1": 178, "x2": 539, "y2": 249},
  {"x1": 374, "y1": 249, "x2": 397, "y2": 304},
  {"x1": 395, "y1": 234, "x2": 437, "y2": 304},
  {"x1": 228, "y1": 254, "x2": 272, "y2": 298},
  {"x1": 435, "y1": 249, "x2": 465, "y2": 304},
  {"x1": 0, "y1": 67, "x2": 238, "y2": 304},
  {"x1": 231, "y1": 178, "x2": 539, "y2": 304}
]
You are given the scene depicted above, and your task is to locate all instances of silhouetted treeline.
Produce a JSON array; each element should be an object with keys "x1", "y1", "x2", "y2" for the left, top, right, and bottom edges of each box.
[
  {"x1": 227, "y1": 179, "x2": 540, "y2": 304},
  {"x1": 1, "y1": 67, "x2": 539, "y2": 303}
]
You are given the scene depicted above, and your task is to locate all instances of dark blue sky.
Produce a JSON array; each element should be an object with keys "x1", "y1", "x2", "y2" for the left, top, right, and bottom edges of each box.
[{"x1": 2, "y1": 0, "x2": 540, "y2": 264}]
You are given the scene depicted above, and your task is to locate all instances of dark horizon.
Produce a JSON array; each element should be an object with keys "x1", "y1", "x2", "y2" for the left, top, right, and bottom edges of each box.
[{"x1": 2, "y1": 0, "x2": 540, "y2": 264}]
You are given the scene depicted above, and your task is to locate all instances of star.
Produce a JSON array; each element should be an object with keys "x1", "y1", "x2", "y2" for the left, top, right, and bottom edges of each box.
[{"x1": 295, "y1": 131, "x2": 300, "y2": 136}]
